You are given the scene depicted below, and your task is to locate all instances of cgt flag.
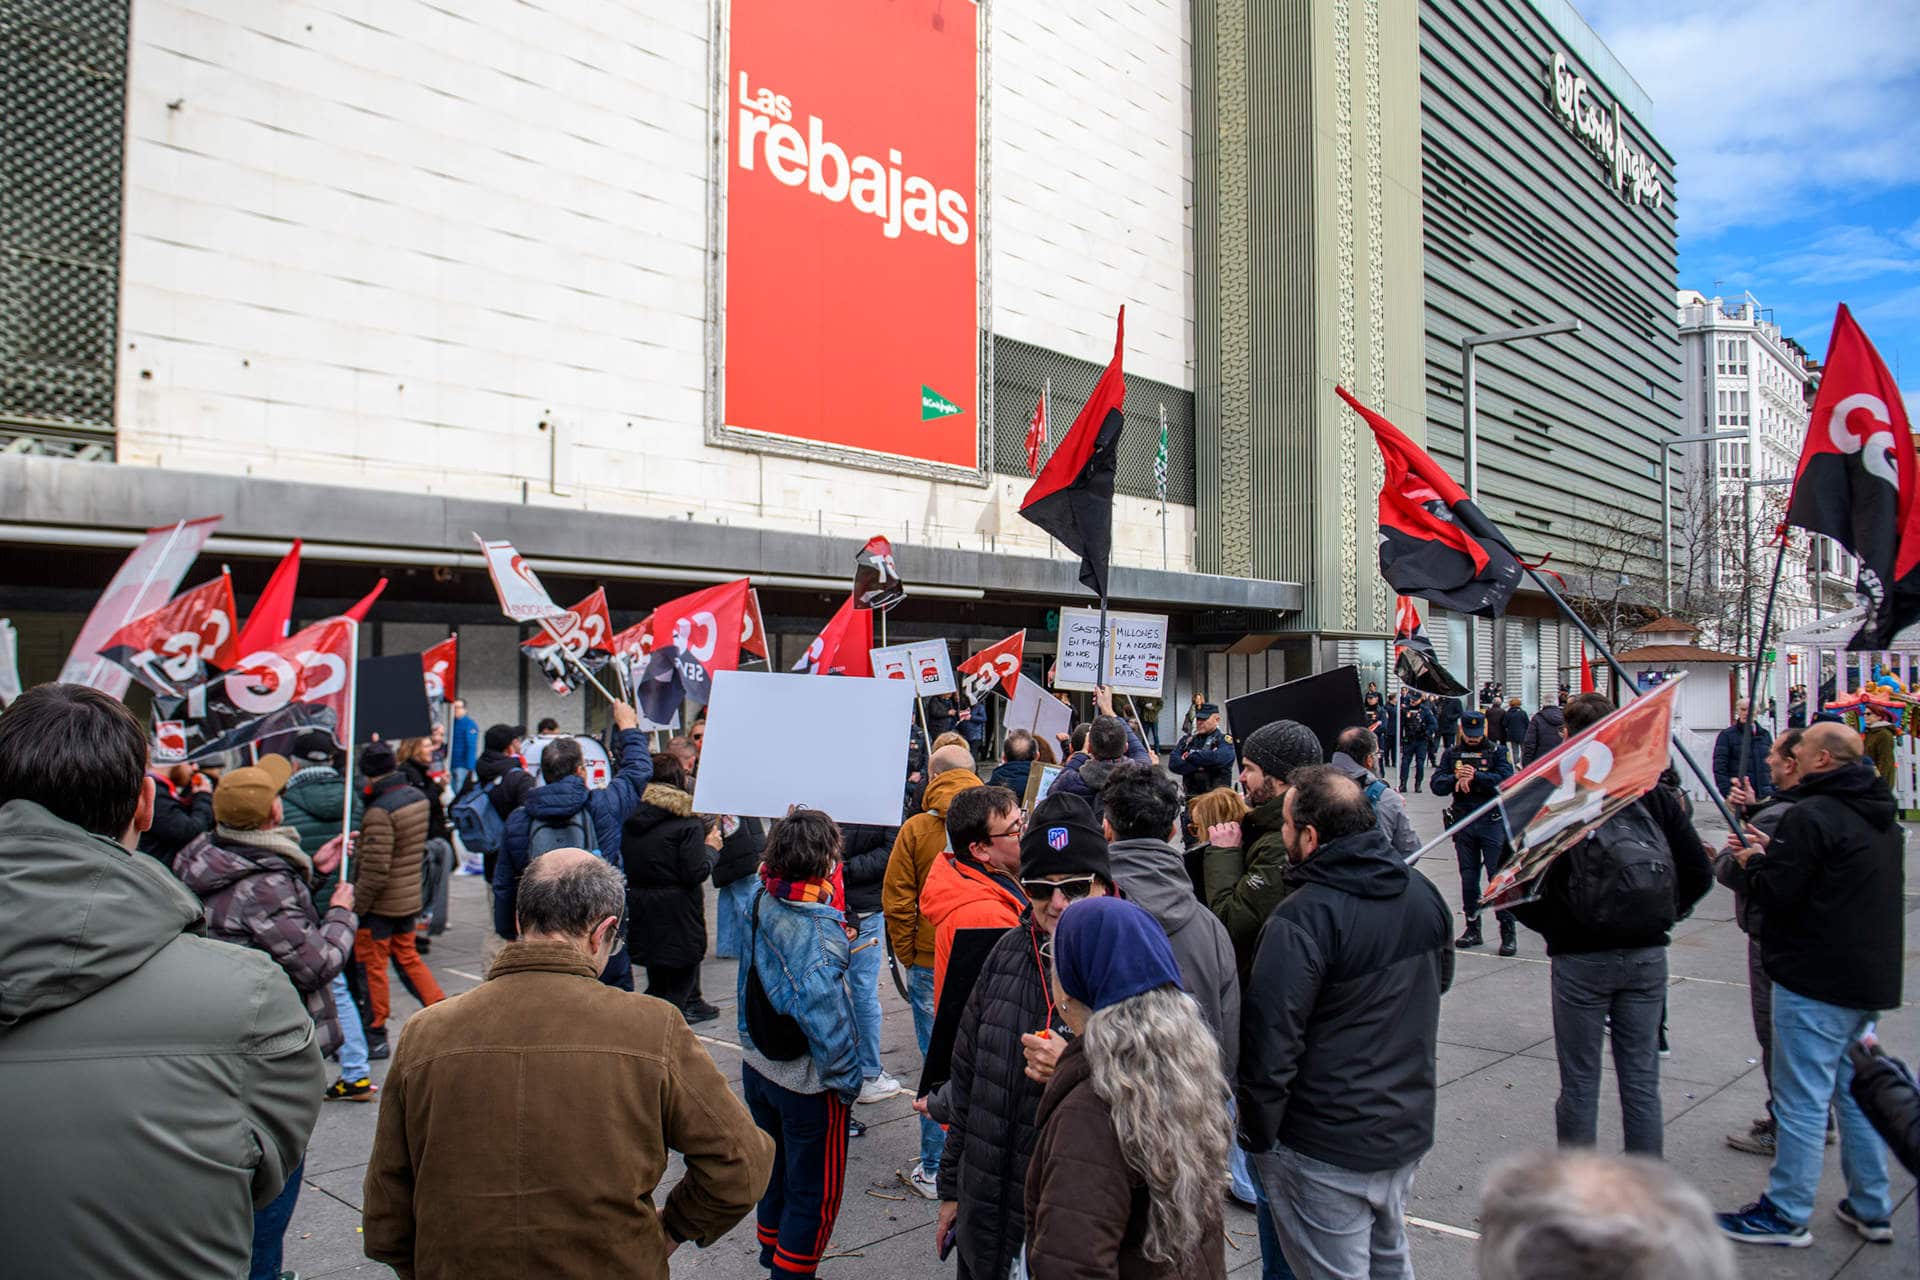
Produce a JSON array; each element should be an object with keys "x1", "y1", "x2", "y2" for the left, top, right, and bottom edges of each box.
[
  {"x1": 853, "y1": 537, "x2": 906, "y2": 612},
  {"x1": 60, "y1": 515, "x2": 222, "y2": 696},
  {"x1": 957, "y1": 630, "x2": 1026, "y2": 704},
  {"x1": 1785, "y1": 304, "x2": 1920, "y2": 650},
  {"x1": 1480, "y1": 676, "x2": 1684, "y2": 910},
  {"x1": 1025, "y1": 392, "x2": 1047, "y2": 475},
  {"x1": 622, "y1": 578, "x2": 757, "y2": 719},
  {"x1": 162, "y1": 616, "x2": 359, "y2": 761},
  {"x1": 473, "y1": 535, "x2": 568, "y2": 622},
  {"x1": 520, "y1": 588, "x2": 615, "y2": 695},
  {"x1": 793, "y1": 594, "x2": 874, "y2": 677},
  {"x1": 97, "y1": 573, "x2": 241, "y2": 698},
  {"x1": 1021, "y1": 308, "x2": 1125, "y2": 597},
  {"x1": 1392, "y1": 595, "x2": 1468, "y2": 697},
  {"x1": 1337, "y1": 387, "x2": 1523, "y2": 618},
  {"x1": 422, "y1": 635, "x2": 457, "y2": 706}
]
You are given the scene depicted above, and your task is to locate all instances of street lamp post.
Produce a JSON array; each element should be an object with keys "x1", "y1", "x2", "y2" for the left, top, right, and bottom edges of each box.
[
  {"x1": 1460, "y1": 318, "x2": 1581, "y2": 694},
  {"x1": 1661, "y1": 430, "x2": 1747, "y2": 613}
]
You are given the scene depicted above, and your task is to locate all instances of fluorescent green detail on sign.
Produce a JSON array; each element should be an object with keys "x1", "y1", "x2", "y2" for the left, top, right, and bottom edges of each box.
[{"x1": 921, "y1": 386, "x2": 963, "y2": 421}]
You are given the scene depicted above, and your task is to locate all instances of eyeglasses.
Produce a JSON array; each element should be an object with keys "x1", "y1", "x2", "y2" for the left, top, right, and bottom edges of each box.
[
  {"x1": 989, "y1": 817, "x2": 1026, "y2": 842},
  {"x1": 1020, "y1": 875, "x2": 1098, "y2": 903}
]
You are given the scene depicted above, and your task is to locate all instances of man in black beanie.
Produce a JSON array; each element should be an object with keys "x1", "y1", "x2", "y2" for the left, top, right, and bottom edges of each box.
[
  {"x1": 1203, "y1": 718, "x2": 1323, "y2": 980},
  {"x1": 469, "y1": 723, "x2": 535, "y2": 885},
  {"x1": 932, "y1": 792, "x2": 1114, "y2": 1280}
]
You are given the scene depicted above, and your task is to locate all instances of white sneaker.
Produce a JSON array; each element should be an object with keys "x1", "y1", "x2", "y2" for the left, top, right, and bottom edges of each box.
[
  {"x1": 858, "y1": 1073, "x2": 903, "y2": 1105},
  {"x1": 907, "y1": 1161, "x2": 939, "y2": 1199}
]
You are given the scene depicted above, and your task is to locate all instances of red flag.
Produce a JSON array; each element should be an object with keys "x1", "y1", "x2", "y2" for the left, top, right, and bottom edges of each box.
[
  {"x1": 1025, "y1": 393, "x2": 1046, "y2": 474},
  {"x1": 742, "y1": 589, "x2": 770, "y2": 660},
  {"x1": 520, "y1": 588, "x2": 615, "y2": 694},
  {"x1": 958, "y1": 630, "x2": 1027, "y2": 703},
  {"x1": 97, "y1": 573, "x2": 241, "y2": 696},
  {"x1": 1391, "y1": 595, "x2": 1467, "y2": 697},
  {"x1": 1482, "y1": 676, "x2": 1684, "y2": 909},
  {"x1": 59, "y1": 515, "x2": 222, "y2": 696},
  {"x1": 343, "y1": 578, "x2": 387, "y2": 623},
  {"x1": 1579, "y1": 640, "x2": 1595, "y2": 694},
  {"x1": 1785, "y1": 304, "x2": 1920, "y2": 649},
  {"x1": 645, "y1": 579, "x2": 752, "y2": 674},
  {"x1": 853, "y1": 537, "x2": 906, "y2": 611},
  {"x1": 171, "y1": 616, "x2": 358, "y2": 760},
  {"x1": 792, "y1": 595, "x2": 874, "y2": 676},
  {"x1": 422, "y1": 636, "x2": 458, "y2": 703},
  {"x1": 1021, "y1": 309, "x2": 1125, "y2": 597},
  {"x1": 236, "y1": 539, "x2": 302, "y2": 658}
]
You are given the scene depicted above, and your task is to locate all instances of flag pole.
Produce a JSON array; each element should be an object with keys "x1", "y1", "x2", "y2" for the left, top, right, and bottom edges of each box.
[
  {"x1": 1408, "y1": 791, "x2": 1504, "y2": 865},
  {"x1": 340, "y1": 618, "x2": 359, "y2": 883},
  {"x1": 1736, "y1": 537, "x2": 1791, "y2": 797},
  {"x1": 539, "y1": 617, "x2": 620, "y2": 705}
]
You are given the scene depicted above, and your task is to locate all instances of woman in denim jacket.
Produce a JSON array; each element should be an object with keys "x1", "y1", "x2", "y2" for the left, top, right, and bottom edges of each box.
[{"x1": 738, "y1": 808, "x2": 863, "y2": 1278}]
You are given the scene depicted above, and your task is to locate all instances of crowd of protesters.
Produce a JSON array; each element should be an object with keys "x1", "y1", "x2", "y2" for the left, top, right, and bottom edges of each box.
[{"x1": 0, "y1": 666, "x2": 1913, "y2": 1280}]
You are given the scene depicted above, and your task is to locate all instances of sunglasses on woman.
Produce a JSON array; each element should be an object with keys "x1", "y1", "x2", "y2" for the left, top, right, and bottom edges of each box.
[{"x1": 1020, "y1": 875, "x2": 1099, "y2": 903}]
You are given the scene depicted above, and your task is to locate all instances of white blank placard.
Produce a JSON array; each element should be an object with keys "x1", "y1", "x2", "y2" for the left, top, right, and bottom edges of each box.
[{"x1": 692, "y1": 670, "x2": 915, "y2": 826}]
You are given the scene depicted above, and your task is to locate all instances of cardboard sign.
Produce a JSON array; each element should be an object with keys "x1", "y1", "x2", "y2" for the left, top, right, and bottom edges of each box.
[
  {"x1": 1053, "y1": 607, "x2": 1168, "y2": 696},
  {"x1": 692, "y1": 669, "x2": 915, "y2": 825},
  {"x1": 1005, "y1": 674, "x2": 1074, "y2": 756},
  {"x1": 1022, "y1": 761, "x2": 1066, "y2": 809},
  {"x1": 1225, "y1": 666, "x2": 1365, "y2": 764},
  {"x1": 869, "y1": 640, "x2": 956, "y2": 696}
]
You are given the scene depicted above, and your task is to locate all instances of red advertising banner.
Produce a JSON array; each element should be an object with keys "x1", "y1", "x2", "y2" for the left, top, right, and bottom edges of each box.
[{"x1": 721, "y1": 0, "x2": 981, "y2": 473}]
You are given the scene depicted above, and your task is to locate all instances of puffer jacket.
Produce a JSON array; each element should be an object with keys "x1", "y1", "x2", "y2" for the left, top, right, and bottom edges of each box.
[
  {"x1": 173, "y1": 825, "x2": 358, "y2": 1053},
  {"x1": 1205, "y1": 793, "x2": 1292, "y2": 984},
  {"x1": 624, "y1": 784, "x2": 713, "y2": 970},
  {"x1": 281, "y1": 765, "x2": 362, "y2": 900},
  {"x1": 355, "y1": 771, "x2": 431, "y2": 918},
  {"x1": 921, "y1": 851, "x2": 1027, "y2": 1007},
  {"x1": 735, "y1": 884, "x2": 862, "y2": 1101},
  {"x1": 938, "y1": 916, "x2": 1062, "y2": 1280},
  {"x1": 1106, "y1": 835, "x2": 1240, "y2": 1078},
  {"x1": 402, "y1": 758, "x2": 450, "y2": 842},
  {"x1": 0, "y1": 800, "x2": 322, "y2": 1280},
  {"x1": 1239, "y1": 826, "x2": 1453, "y2": 1171},
  {"x1": 1026, "y1": 1039, "x2": 1227, "y2": 1280},
  {"x1": 882, "y1": 768, "x2": 984, "y2": 968},
  {"x1": 840, "y1": 822, "x2": 899, "y2": 917},
  {"x1": 1849, "y1": 1042, "x2": 1920, "y2": 1178},
  {"x1": 475, "y1": 747, "x2": 535, "y2": 819},
  {"x1": 1521, "y1": 705, "x2": 1566, "y2": 765},
  {"x1": 493, "y1": 729, "x2": 652, "y2": 937}
]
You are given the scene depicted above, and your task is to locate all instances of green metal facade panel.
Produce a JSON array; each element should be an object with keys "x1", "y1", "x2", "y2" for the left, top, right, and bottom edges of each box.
[{"x1": 1420, "y1": 0, "x2": 1681, "y2": 587}]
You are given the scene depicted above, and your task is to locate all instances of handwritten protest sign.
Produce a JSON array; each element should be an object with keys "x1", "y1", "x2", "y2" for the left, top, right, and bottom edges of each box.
[{"x1": 1052, "y1": 607, "x2": 1168, "y2": 696}]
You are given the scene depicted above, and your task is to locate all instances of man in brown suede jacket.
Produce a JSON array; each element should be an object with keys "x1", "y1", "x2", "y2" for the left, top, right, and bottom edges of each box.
[{"x1": 363, "y1": 848, "x2": 772, "y2": 1279}]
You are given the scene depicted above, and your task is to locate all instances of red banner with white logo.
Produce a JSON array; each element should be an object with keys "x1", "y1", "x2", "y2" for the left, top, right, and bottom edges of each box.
[
  {"x1": 60, "y1": 515, "x2": 222, "y2": 696},
  {"x1": 422, "y1": 635, "x2": 458, "y2": 704},
  {"x1": 957, "y1": 630, "x2": 1026, "y2": 703},
  {"x1": 97, "y1": 573, "x2": 241, "y2": 697},
  {"x1": 164, "y1": 617, "x2": 359, "y2": 760},
  {"x1": 792, "y1": 594, "x2": 874, "y2": 677},
  {"x1": 645, "y1": 579, "x2": 752, "y2": 675},
  {"x1": 520, "y1": 588, "x2": 614, "y2": 695}
]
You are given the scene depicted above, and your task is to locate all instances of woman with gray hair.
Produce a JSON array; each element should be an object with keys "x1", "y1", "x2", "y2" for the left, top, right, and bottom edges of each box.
[
  {"x1": 1477, "y1": 1150, "x2": 1736, "y2": 1280},
  {"x1": 1025, "y1": 896, "x2": 1229, "y2": 1279}
]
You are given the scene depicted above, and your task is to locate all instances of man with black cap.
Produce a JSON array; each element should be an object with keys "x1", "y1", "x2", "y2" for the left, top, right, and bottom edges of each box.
[
  {"x1": 931, "y1": 792, "x2": 1114, "y2": 1280},
  {"x1": 1203, "y1": 718, "x2": 1324, "y2": 980},
  {"x1": 468, "y1": 722, "x2": 536, "y2": 881},
  {"x1": 354, "y1": 741, "x2": 446, "y2": 1057},
  {"x1": 1433, "y1": 709, "x2": 1518, "y2": 954},
  {"x1": 1169, "y1": 700, "x2": 1237, "y2": 799}
]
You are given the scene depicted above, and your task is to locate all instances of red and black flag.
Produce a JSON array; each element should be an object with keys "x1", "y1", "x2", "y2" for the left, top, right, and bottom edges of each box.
[
  {"x1": 1337, "y1": 386, "x2": 1522, "y2": 618},
  {"x1": 853, "y1": 536, "x2": 906, "y2": 611},
  {"x1": 97, "y1": 573, "x2": 241, "y2": 697},
  {"x1": 1021, "y1": 308, "x2": 1126, "y2": 598},
  {"x1": 1786, "y1": 304, "x2": 1920, "y2": 650},
  {"x1": 1393, "y1": 595, "x2": 1468, "y2": 696}
]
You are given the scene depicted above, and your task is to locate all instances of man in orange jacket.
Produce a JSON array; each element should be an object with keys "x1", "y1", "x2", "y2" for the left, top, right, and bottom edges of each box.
[{"x1": 921, "y1": 783, "x2": 1030, "y2": 1006}]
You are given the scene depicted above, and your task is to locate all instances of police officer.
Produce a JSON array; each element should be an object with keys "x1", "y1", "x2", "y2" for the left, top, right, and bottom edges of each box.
[
  {"x1": 1433, "y1": 710, "x2": 1518, "y2": 954},
  {"x1": 1398, "y1": 691, "x2": 1434, "y2": 791},
  {"x1": 1168, "y1": 701, "x2": 1236, "y2": 798}
]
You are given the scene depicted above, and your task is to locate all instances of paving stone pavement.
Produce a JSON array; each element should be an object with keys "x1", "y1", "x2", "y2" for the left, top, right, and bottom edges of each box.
[{"x1": 285, "y1": 781, "x2": 1920, "y2": 1278}]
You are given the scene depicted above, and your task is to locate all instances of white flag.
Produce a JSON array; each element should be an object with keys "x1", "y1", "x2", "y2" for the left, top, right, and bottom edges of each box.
[
  {"x1": 473, "y1": 536, "x2": 568, "y2": 622},
  {"x1": 59, "y1": 516, "x2": 222, "y2": 697}
]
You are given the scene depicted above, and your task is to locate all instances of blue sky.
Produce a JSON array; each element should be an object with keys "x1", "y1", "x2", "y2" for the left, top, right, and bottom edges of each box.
[{"x1": 1579, "y1": 0, "x2": 1920, "y2": 403}]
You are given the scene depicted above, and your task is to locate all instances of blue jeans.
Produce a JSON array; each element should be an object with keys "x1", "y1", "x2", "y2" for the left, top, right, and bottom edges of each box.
[
  {"x1": 850, "y1": 913, "x2": 886, "y2": 1080},
  {"x1": 331, "y1": 971, "x2": 369, "y2": 1080},
  {"x1": 1764, "y1": 985, "x2": 1893, "y2": 1225},
  {"x1": 908, "y1": 964, "x2": 946, "y2": 1176},
  {"x1": 715, "y1": 876, "x2": 755, "y2": 960},
  {"x1": 1249, "y1": 1163, "x2": 1299, "y2": 1280},
  {"x1": 249, "y1": 1157, "x2": 304, "y2": 1280}
]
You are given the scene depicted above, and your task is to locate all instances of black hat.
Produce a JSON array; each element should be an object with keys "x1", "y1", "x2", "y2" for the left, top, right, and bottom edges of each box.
[
  {"x1": 1196, "y1": 702, "x2": 1220, "y2": 719},
  {"x1": 289, "y1": 729, "x2": 336, "y2": 765},
  {"x1": 360, "y1": 741, "x2": 397, "y2": 778},
  {"x1": 1019, "y1": 793, "x2": 1111, "y2": 883},
  {"x1": 1239, "y1": 719, "x2": 1323, "y2": 783},
  {"x1": 1461, "y1": 711, "x2": 1487, "y2": 733},
  {"x1": 483, "y1": 723, "x2": 523, "y2": 753}
]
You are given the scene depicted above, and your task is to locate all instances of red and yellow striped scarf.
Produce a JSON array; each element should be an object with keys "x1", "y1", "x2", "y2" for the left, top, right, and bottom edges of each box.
[{"x1": 759, "y1": 865, "x2": 835, "y2": 906}]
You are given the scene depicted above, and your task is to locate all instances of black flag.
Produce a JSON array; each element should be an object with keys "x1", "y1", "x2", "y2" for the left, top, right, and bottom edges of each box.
[
  {"x1": 1020, "y1": 309, "x2": 1125, "y2": 597},
  {"x1": 1393, "y1": 596, "x2": 1468, "y2": 696}
]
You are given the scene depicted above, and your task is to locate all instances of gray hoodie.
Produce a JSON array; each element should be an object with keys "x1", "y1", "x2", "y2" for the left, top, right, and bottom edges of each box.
[
  {"x1": 0, "y1": 798, "x2": 324, "y2": 1280},
  {"x1": 1105, "y1": 835, "x2": 1241, "y2": 1078},
  {"x1": 1331, "y1": 750, "x2": 1421, "y2": 860}
]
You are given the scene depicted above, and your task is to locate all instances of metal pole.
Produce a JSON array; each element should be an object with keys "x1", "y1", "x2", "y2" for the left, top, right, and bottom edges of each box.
[
  {"x1": 1159, "y1": 402, "x2": 1170, "y2": 572},
  {"x1": 1737, "y1": 539, "x2": 1790, "y2": 797},
  {"x1": 339, "y1": 618, "x2": 359, "y2": 882},
  {"x1": 1461, "y1": 342, "x2": 1479, "y2": 692}
]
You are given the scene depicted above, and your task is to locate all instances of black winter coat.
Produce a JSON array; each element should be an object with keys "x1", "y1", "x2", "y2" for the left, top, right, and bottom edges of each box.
[
  {"x1": 474, "y1": 749, "x2": 535, "y2": 818},
  {"x1": 1510, "y1": 785, "x2": 1714, "y2": 955},
  {"x1": 710, "y1": 817, "x2": 766, "y2": 890},
  {"x1": 1520, "y1": 705, "x2": 1565, "y2": 765},
  {"x1": 1737, "y1": 760, "x2": 1904, "y2": 1011},
  {"x1": 401, "y1": 759, "x2": 449, "y2": 842},
  {"x1": 622, "y1": 784, "x2": 713, "y2": 969},
  {"x1": 987, "y1": 759, "x2": 1033, "y2": 796},
  {"x1": 1849, "y1": 1043, "x2": 1920, "y2": 1178},
  {"x1": 1239, "y1": 827, "x2": 1453, "y2": 1172},
  {"x1": 137, "y1": 781, "x2": 214, "y2": 866},
  {"x1": 1500, "y1": 707, "x2": 1529, "y2": 745},
  {"x1": 839, "y1": 822, "x2": 899, "y2": 917},
  {"x1": 938, "y1": 917, "x2": 1059, "y2": 1280},
  {"x1": 1435, "y1": 698, "x2": 1464, "y2": 740}
]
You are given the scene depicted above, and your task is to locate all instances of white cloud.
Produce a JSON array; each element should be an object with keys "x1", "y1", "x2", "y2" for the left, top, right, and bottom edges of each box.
[{"x1": 1576, "y1": 1, "x2": 1920, "y2": 237}]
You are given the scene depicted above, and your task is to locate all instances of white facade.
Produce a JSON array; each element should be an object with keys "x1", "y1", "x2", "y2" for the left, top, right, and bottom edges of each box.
[
  {"x1": 1675, "y1": 289, "x2": 1834, "y2": 638},
  {"x1": 112, "y1": 0, "x2": 1197, "y2": 569}
]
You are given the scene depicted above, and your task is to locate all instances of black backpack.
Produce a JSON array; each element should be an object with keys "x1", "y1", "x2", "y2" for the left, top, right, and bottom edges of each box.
[
  {"x1": 744, "y1": 893, "x2": 811, "y2": 1061},
  {"x1": 1563, "y1": 800, "x2": 1677, "y2": 933}
]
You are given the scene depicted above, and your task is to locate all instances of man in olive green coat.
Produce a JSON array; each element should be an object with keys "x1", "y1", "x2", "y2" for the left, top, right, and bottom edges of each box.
[
  {"x1": 1203, "y1": 719, "x2": 1325, "y2": 981},
  {"x1": 0, "y1": 684, "x2": 323, "y2": 1280}
]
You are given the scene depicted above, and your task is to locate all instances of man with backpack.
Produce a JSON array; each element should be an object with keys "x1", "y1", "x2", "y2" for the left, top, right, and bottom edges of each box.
[
  {"x1": 492, "y1": 702, "x2": 652, "y2": 990},
  {"x1": 1509, "y1": 692, "x2": 1713, "y2": 1157},
  {"x1": 455, "y1": 724, "x2": 537, "y2": 881}
]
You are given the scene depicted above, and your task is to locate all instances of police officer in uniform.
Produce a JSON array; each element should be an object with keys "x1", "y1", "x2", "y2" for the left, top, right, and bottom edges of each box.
[{"x1": 1433, "y1": 710, "x2": 1518, "y2": 954}]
